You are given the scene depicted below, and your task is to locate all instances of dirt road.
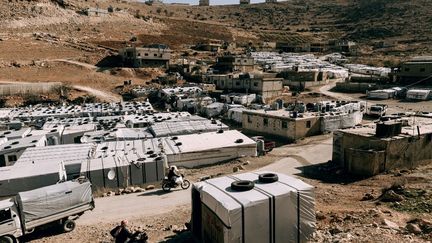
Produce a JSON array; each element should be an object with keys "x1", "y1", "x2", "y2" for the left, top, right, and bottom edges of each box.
[
  {"x1": 73, "y1": 85, "x2": 122, "y2": 102},
  {"x1": 77, "y1": 136, "x2": 332, "y2": 225}
]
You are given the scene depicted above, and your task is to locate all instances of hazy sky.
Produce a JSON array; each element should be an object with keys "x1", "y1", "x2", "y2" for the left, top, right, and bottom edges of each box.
[{"x1": 139, "y1": 0, "x2": 267, "y2": 6}]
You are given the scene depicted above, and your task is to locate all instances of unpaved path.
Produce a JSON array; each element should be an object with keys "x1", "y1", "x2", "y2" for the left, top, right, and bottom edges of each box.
[
  {"x1": 49, "y1": 59, "x2": 98, "y2": 70},
  {"x1": 0, "y1": 80, "x2": 121, "y2": 102},
  {"x1": 77, "y1": 136, "x2": 332, "y2": 225},
  {"x1": 73, "y1": 85, "x2": 121, "y2": 102}
]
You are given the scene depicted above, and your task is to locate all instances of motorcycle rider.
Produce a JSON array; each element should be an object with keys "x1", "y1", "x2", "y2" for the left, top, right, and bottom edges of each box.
[{"x1": 167, "y1": 165, "x2": 180, "y2": 185}]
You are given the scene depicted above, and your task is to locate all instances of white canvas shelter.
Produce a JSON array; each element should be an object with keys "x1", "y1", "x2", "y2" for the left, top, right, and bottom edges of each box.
[
  {"x1": 15, "y1": 144, "x2": 93, "y2": 178},
  {"x1": 81, "y1": 139, "x2": 165, "y2": 190},
  {"x1": 0, "y1": 135, "x2": 49, "y2": 167},
  {"x1": 227, "y1": 108, "x2": 247, "y2": 123},
  {"x1": 0, "y1": 162, "x2": 66, "y2": 197},
  {"x1": 406, "y1": 89, "x2": 431, "y2": 100},
  {"x1": 162, "y1": 130, "x2": 257, "y2": 168},
  {"x1": 367, "y1": 89, "x2": 396, "y2": 99},
  {"x1": 192, "y1": 171, "x2": 315, "y2": 243},
  {"x1": 150, "y1": 119, "x2": 228, "y2": 137}
]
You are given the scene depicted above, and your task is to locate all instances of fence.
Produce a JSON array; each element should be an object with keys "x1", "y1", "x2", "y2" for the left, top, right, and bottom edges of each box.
[{"x1": 0, "y1": 82, "x2": 62, "y2": 96}]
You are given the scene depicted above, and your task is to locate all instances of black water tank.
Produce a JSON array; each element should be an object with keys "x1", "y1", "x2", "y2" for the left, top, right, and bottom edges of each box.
[{"x1": 376, "y1": 121, "x2": 402, "y2": 138}]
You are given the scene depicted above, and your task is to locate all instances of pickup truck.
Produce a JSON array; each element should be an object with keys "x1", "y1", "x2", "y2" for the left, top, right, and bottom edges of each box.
[
  {"x1": 0, "y1": 180, "x2": 94, "y2": 243},
  {"x1": 367, "y1": 104, "x2": 388, "y2": 117}
]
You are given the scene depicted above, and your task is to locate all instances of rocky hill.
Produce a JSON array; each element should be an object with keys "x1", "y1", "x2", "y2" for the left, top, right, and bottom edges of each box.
[{"x1": 1, "y1": 0, "x2": 432, "y2": 57}]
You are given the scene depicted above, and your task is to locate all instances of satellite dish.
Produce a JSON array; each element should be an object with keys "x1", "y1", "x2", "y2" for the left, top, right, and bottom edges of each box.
[{"x1": 107, "y1": 169, "x2": 116, "y2": 180}]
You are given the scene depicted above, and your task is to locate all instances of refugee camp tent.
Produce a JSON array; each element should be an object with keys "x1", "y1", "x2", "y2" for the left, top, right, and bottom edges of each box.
[
  {"x1": 162, "y1": 130, "x2": 257, "y2": 168},
  {"x1": 80, "y1": 139, "x2": 165, "y2": 190},
  {"x1": 191, "y1": 171, "x2": 315, "y2": 243},
  {"x1": 16, "y1": 144, "x2": 93, "y2": 178},
  {"x1": 406, "y1": 89, "x2": 431, "y2": 101},
  {"x1": 0, "y1": 162, "x2": 65, "y2": 197}
]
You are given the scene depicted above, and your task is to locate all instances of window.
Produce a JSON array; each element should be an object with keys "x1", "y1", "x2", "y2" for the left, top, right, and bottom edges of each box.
[
  {"x1": 7, "y1": 155, "x2": 17, "y2": 163},
  {"x1": 137, "y1": 53, "x2": 141, "y2": 56},
  {"x1": 263, "y1": 118, "x2": 268, "y2": 126},
  {"x1": 236, "y1": 81, "x2": 241, "y2": 86},
  {"x1": 145, "y1": 53, "x2": 149, "y2": 56},
  {"x1": 244, "y1": 59, "x2": 247, "y2": 63},
  {"x1": 154, "y1": 54, "x2": 158, "y2": 57},
  {"x1": 282, "y1": 121, "x2": 288, "y2": 129},
  {"x1": 306, "y1": 121, "x2": 311, "y2": 128},
  {"x1": 253, "y1": 82, "x2": 258, "y2": 87},
  {"x1": 0, "y1": 208, "x2": 12, "y2": 224},
  {"x1": 247, "y1": 115, "x2": 252, "y2": 123},
  {"x1": 405, "y1": 68, "x2": 410, "y2": 72},
  {"x1": 420, "y1": 68, "x2": 426, "y2": 72}
]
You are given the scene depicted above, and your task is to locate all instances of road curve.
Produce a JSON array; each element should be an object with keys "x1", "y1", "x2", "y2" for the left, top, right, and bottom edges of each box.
[{"x1": 78, "y1": 137, "x2": 333, "y2": 225}]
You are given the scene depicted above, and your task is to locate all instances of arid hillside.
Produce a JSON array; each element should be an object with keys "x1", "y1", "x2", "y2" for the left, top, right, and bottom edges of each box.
[{"x1": 0, "y1": 0, "x2": 431, "y2": 95}]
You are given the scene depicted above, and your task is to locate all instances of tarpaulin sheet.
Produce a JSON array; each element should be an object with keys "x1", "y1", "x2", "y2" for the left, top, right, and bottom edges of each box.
[
  {"x1": 192, "y1": 171, "x2": 315, "y2": 243},
  {"x1": 17, "y1": 181, "x2": 92, "y2": 223}
]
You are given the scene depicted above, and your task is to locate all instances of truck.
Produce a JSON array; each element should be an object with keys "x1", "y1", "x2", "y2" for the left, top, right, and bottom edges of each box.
[
  {"x1": 367, "y1": 104, "x2": 388, "y2": 117},
  {"x1": 0, "y1": 180, "x2": 94, "y2": 243}
]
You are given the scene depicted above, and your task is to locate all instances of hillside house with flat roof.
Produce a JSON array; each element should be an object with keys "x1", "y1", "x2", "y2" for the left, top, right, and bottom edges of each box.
[
  {"x1": 119, "y1": 46, "x2": 171, "y2": 68},
  {"x1": 396, "y1": 56, "x2": 432, "y2": 84}
]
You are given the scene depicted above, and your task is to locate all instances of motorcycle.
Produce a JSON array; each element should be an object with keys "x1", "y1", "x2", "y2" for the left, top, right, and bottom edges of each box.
[
  {"x1": 128, "y1": 230, "x2": 148, "y2": 243},
  {"x1": 162, "y1": 174, "x2": 190, "y2": 191}
]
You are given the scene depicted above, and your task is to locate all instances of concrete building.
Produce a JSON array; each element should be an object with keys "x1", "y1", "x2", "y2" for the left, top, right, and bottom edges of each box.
[
  {"x1": 278, "y1": 70, "x2": 329, "y2": 89},
  {"x1": 333, "y1": 116, "x2": 432, "y2": 176},
  {"x1": 242, "y1": 102, "x2": 363, "y2": 141},
  {"x1": 194, "y1": 42, "x2": 221, "y2": 52},
  {"x1": 215, "y1": 55, "x2": 255, "y2": 73},
  {"x1": 242, "y1": 110, "x2": 322, "y2": 142},
  {"x1": 211, "y1": 73, "x2": 283, "y2": 101},
  {"x1": 199, "y1": 0, "x2": 210, "y2": 5},
  {"x1": 84, "y1": 7, "x2": 109, "y2": 16},
  {"x1": 119, "y1": 45, "x2": 171, "y2": 68},
  {"x1": 396, "y1": 56, "x2": 432, "y2": 84}
]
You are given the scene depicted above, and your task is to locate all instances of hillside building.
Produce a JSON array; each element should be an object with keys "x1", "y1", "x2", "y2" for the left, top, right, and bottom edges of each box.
[
  {"x1": 199, "y1": 0, "x2": 210, "y2": 6},
  {"x1": 396, "y1": 56, "x2": 432, "y2": 84},
  {"x1": 210, "y1": 73, "x2": 283, "y2": 100},
  {"x1": 214, "y1": 55, "x2": 255, "y2": 73},
  {"x1": 239, "y1": 0, "x2": 250, "y2": 4},
  {"x1": 119, "y1": 45, "x2": 171, "y2": 68},
  {"x1": 278, "y1": 70, "x2": 329, "y2": 89}
]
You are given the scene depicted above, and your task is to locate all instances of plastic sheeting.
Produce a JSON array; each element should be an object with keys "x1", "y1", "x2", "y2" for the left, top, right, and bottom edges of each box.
[
  {"x1": 192, "y1": 171, "x2": 315, "y2": 243},
  {"x1": 16, "y1": 181, "x2": 93, "y2": 223},
  {"x1": 150, "y1": 120, "x2": 229, "y2": 137},
  {"x1": 320, "y1": 111, "x2": 363, "y2": 132}
]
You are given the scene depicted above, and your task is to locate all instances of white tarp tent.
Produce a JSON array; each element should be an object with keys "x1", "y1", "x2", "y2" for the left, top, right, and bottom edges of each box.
[
  {"x1": 163, "y1": 130, "x2": 257, "y2": 168},
  {"x1": 406, "y1": 89, "x2": 431, "y2": 100},
  {"x1": 191, "y1": 171, "x2": 315, "y2": 243}
]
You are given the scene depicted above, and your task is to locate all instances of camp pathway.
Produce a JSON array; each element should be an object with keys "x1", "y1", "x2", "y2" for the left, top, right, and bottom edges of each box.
[{"x1": 77, "y1": 136, "x2": 333, "y2": 225}]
